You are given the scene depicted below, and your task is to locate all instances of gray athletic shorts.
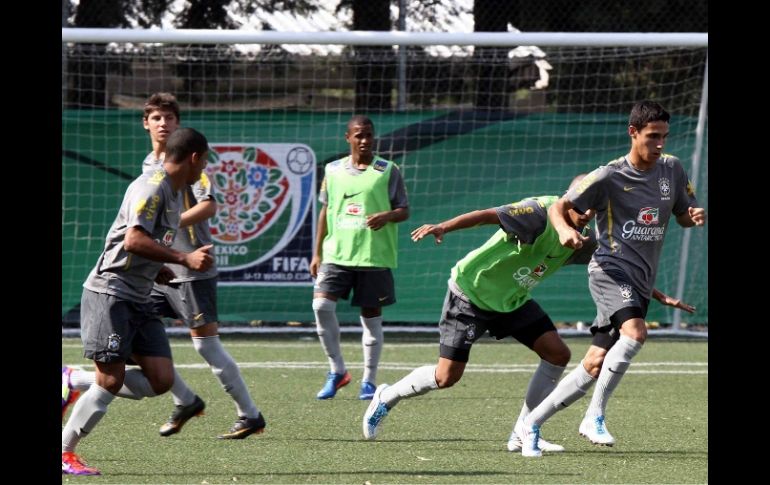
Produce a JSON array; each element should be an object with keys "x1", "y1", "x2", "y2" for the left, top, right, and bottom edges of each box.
[
  {"x1": 313, "y1": 263, "x2": 395, "y2": 307},
  {"x1": 80, "y1": 289, "x2": 172, "y2": 363},
  {"x1": 438, "y1": 286, "x2": 555, "y2": 363},
  {"x1": 588, "y1": 268, "x2": 649, "y2": 349},
  {"x1": 150, "y1": 278, "x2": 218, "y2": 328}
]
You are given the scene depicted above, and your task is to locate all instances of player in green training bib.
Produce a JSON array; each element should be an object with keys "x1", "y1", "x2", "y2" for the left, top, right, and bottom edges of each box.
[
  {"x1": 362, "y1": 174, "x2": 694, "y2": 452},
  {"x1": 310, "y1": 115, "x2": 410, "y2": 401}
]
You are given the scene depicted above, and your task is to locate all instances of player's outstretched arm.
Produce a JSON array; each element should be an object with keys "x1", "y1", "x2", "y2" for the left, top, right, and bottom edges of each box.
[
  {"x1": 180, "y1": 199, "x2": 216, "y2": 228},
  {"x1": 411, "y1": 208, "x2": 499, "y2": 244},
  {"x1": 652, "y1": 288, "x2": 695, "y2": 313}
]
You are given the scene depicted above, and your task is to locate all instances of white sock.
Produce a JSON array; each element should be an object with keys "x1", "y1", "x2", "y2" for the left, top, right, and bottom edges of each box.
[
  {"x1": 194, "y1": 335, "x2": 260, "y2": 418},
  {"x1": 380, "y1": 365, "x2": 439, "y2": 408},
  {"x1": 360, "y1": 315, "x2": 384, "y2": 384},
  {"x1": 313, "y1": 298, "x2": 345, "y2": 374},
  {"x1": 62, "y1": 384, "x2": 115, "y2": 452},
  {"x1": 515, "y1": 359, "x2": 565, "y2": 427},
  {"x1": 115, "y1": 368, "x2": 158, "y2": 400},
  {"x1": 526, "y1": 361, "x2": 596, "y2": 427},
  {"x1": 169, "y1": 368, "x2": 196, "y2": 407},
  {"x1": 69, "y1": 368, "x2": 95, "y2": 391},
  {"x1": 586, "y1": 335, "x2": 642, "y2": 419}
]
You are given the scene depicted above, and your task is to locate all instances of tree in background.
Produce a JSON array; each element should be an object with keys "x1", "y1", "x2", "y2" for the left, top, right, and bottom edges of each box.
[
  {"x1": 338, "y1": 0, "x2": 394, "y2": 112},
  {"x1": 473, "y1": 0, "x2": 516, "y2": 109},
  {"x1": 66, "y1": 0, "x2": 171, "y2": 108}
]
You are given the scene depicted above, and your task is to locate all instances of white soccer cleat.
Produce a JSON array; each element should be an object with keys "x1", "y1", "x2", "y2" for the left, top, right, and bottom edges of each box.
[
  {"x1": 507, "y1": 420, "x2": 565, "y2": 452},
  {"x1": 362, "y1": 384, "x2": 390, "y2": 440},
  {"x1": 579, "y1": 415, "x2": 616, "y2": 446},
  {"x1": 518, "y1": 423, "x2": 543, "y2": 458}
]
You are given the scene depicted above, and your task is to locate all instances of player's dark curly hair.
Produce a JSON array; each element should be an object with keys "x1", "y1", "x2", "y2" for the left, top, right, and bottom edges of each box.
[{"x1": 629, "y1": 100, "x2": 670, "y2": 130}]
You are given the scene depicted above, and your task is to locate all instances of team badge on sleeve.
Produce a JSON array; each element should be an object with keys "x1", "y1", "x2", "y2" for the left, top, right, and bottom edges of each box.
[
  {"x1": 373, "y1": 160, "x2": 388, "y2": 172},
  {"x1": 686, "y1": 180, "x2": 696, "y2": 197}
]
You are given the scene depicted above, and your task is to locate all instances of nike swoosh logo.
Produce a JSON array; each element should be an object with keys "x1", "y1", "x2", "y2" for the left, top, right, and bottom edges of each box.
[
  {"x1": 193, "y1": 313, "x2": 204, "y2": 321},
  {"x1": 623, "y1": 186, "x2": 635, "y2": 192},
  {"x1": 343, "y1": 192, "x2": 362, "y2": 199},
  {"x1": 378, "y1": 296, "x2": 389, "y2": 302}
]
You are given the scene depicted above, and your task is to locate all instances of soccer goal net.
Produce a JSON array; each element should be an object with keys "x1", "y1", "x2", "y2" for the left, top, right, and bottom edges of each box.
[{"x1": 61, "y1": 29, "x2": 708, "y2": 331}]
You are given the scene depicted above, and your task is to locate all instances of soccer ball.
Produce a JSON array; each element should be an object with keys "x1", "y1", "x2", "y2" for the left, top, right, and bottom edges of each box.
[{"x1": 286, "y1": 146, "x2": 314, "y2": 175}]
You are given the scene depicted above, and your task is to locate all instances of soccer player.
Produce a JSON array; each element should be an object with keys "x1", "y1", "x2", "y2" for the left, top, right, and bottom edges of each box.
[
  {"x1": 63, "y1": 93, "x2": 266, "y2": 440},
  {"x1": 517, "y1": 100, "x2": 707, "y2": 457},
  {"x1": 362, "y1": 174, "x2": 694, "y2": 450},
  {"x1": 310, "y1": 115, "x2": 409, "y2": 400},
  {"x1": 62, "y1": 128, "x2": 213, "y2": 476}
]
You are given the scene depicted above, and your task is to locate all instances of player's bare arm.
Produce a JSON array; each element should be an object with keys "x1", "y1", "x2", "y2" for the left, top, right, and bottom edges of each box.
[
  {"x1": 548, "y1": 198, "x2": 589, "y2": 249},
  {"x1": 310, "y1": 205, "x2": 328, "y2": 277},
  {"x1": 651, "y1": 288, "x2": 696, "y2": 313},
  {"x1": 179, "y1": 199, "x2": 216, "y2": 228},
  {"x1": 366, "y1": 207, "x2": 410, "y2": 231},
  {"x1": 676, "y1": 206, "x2": 706, "y2": 228},
  {"x1": 124, "y1": 226, "x2": 214, "y2": 271},
  {"x1": 411, "y1": 208, "x2": 499, "y2": 244}
]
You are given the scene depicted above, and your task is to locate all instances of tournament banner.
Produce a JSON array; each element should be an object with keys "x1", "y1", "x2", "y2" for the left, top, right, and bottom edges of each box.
[{"x1": 206, "y1": 143, "x2": 316, "y2": 286}]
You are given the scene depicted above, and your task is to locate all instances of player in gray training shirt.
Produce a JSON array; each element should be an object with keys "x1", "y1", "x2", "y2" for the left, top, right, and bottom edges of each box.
[
  {"x1": 517, "y1": 100, "x2": 707, "y2": 457},
  {"x1": 63, "y1": 94, "x2": 267, "y2": 441},
  {"x1": 140, "y1": 93, "x2": 266, "y2": 440},
  {"x1": 62, "y1": 128, "x2": 213, "y2": 476}
]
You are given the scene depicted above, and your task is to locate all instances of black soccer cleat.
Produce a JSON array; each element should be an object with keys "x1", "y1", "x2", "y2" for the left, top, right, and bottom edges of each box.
[
  {"x1": 159, "y1": 395, "x2": 206, "y2": 436},
  {"x1": 217, "y1": 413, "x2": 266, "y2": 440}
]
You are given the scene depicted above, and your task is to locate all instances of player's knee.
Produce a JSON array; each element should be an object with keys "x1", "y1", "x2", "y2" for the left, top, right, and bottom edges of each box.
[
  {"x1": 362, "y1": 335, "x2": 380, "y2": 347},
  {"x1": 312, "y1": 297, "x2": 336, "y2": 313},
  {"x1": 544, "y1": 344, "x2": 571, "y2": 367},
  {"x1": 583, "y1": 354, "x2": 604, "y2": 378},
  {"x1": 148, "y1": 370, "x2": 174, "y2": 395},
  {"x1": 435, "y1": 369, "x2": 462, "y2": 388},
  {"x1": 99, "y1": 376, "x2": 124, "y2": 395}
]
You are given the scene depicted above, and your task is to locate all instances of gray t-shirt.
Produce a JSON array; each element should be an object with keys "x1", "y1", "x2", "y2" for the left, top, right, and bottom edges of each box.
[
  {"x1": 495, "y1": 197, "x2": 597, "y2": 265},
  {"x1": 83, "y1": 169, "x2": 182, "y2": 303},
  {"x1": 566, "y1": 154, "x2": 697, "y2": 297},
  {"x1": 318, "y1": 155, "x2": 409, "y2": 209},
  {"x1": 143, "y1": 154, "x2": 217, "y2": 282}
]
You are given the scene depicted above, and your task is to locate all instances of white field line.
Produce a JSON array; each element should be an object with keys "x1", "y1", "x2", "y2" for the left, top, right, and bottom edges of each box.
[{"x1": 63, "y1": 361, "x2": 708, "y2": 374}]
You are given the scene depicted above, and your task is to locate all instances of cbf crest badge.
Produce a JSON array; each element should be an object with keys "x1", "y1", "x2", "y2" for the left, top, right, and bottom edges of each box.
[
  {"x1": 658, "y1": 178, "x2": 671, "y2": 198},
  {"x1": 107, "y1": 333, "x2": 121, "y2": 352},
  {"x1": 619, "y1": 284, "x2": 634, "y2": 301}
]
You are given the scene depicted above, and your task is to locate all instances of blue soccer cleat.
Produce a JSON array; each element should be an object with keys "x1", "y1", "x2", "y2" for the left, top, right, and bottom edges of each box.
[
  {"x1": 358, "y1": 381, "x2": 376, "y2": 400},
  {"x1": 316, "y1": 371, "x2": 351, "y2": 399}
]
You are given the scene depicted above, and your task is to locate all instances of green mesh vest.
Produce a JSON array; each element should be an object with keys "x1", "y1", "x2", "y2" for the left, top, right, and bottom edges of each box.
[
  {"x1": 451, "y1": 195, "x2": 577, "y2": 312},
  {"x1": 322, "y1": 156, "x2": 398, "y2": 268}
]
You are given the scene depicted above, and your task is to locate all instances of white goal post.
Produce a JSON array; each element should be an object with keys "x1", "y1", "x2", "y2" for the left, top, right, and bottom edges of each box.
[{"x1": 61, "y1": 29, "x2": 707, "y2": 336}]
